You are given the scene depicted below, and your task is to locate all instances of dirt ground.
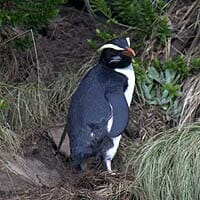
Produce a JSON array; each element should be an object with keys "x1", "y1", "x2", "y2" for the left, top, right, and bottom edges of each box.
[{"x1": 37, "y1": 6, "x2": 110, "y2": 74}]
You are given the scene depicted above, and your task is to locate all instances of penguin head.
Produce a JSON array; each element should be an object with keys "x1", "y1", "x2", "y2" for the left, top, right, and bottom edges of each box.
[{"x1": 98, "y1": 37, "x2": 136, "y2": 69}]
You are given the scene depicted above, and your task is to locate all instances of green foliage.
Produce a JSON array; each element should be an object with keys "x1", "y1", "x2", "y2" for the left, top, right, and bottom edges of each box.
[
  {"x1": 156, "y1": 15, "x2": 171, "y2": 43},
  {"x1": 95, "y1": 28, "x2": 116, "y2": 41},
  {"x1": 90, "y1": 0, "x2": 170, "y2": 42},
  {"x1": 13, "y1": 35, "x2": 33, "y2": 51},
  {"x1": 142, "y1": 67, "x2": 181, "y2": 110},
  {"x1": 162, "y1": 56, "x2": 189, "y2": 74},
  {"x1": 87, "y1": 38, "x2": 97, "y2": 49},
  {"x1": 90, "y1": 0, "x2": 112, "y2": 18},
  {"x1": 87, "y1": 28, "x2": 116, "y2": 49},
  {"x1": 0, "y1": 98, "x2": 7, "y2": 110},
  {"x1": 190, "y1": 57, "x2": 200, "y2": 72},
  {"x1": 111, "y1": 0, "x2": 165, "y2": 30},
  {"x1": 134, "y1": 56, "x2": 193, "y2": 118},
  {"x1": 0, "y1": 0, "x2": 65, "y2": 29},
  {"x1": 134, "y1": 56, "x2": 199, "y2": 118}
]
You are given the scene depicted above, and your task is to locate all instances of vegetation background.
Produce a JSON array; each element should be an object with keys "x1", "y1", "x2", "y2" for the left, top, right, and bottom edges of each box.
[{"x1": 0, "y1": 0, "x2": 200, "y2": 199}]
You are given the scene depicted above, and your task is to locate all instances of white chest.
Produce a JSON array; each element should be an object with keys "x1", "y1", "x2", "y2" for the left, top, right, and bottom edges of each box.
[
  {"x1": 114, "y1": 64, "x2": 135, "y2": 107},
  {"x1": 105, "y1": 64, "x2": 135, "y2": 163}
]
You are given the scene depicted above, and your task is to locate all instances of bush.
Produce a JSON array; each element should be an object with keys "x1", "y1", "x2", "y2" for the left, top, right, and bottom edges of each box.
[
  {"x1": 90, "y1": 0, "x2": 170, "y2": 41},
  {"x1": 0, "y1": 0, "x2": 65, "y2": 29},
  {"x1": 133, "y1": 56, "x2": 199, "y2": 119}
]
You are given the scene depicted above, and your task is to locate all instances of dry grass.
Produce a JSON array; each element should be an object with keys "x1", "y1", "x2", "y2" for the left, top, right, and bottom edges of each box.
[
  {"x1": 130, "y1": 101, "x2": 169, "y2": 140},
  {"x1": 141, "y1": 0, "x2": 200, "y2": 65},
  {"x1": 0, "y1": 29, "x2": 46, "y2": 153},
  {"x1": 0, "y1": 83, "x2": 49, "y2": 130},
  {"x1": 0, "y1": 27, "x2": 97, "y2": 156},
  {"x1": 48, "y1": 55, "x2": 95, "y2": 115},
  {"x1": 73, "y1": 171, "x2": 134, "y2": 200},
  {"x1": 0, "y1": 170, "x2": 134, "y2": 200},
  {"x1": 178, "y1": 74, "x2": 200, "y2": 130},
  {"x1": 0, "y1": 29, "x2": 38, "y2": 83},
  {"x1": 0, "y1": 126, "x2": 21, "y2": 153}
]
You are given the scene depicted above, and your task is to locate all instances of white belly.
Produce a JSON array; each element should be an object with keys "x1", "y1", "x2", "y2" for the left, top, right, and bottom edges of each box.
[
  {"x1": 105, "y1": 135, "x2": 122, "y2": 160},
  {"x1": 105, "y1": 64, "x2": 135, "y2": 161},
  {"x1": 114, "y1": 64, "x2": 135, "y2": 106},
  {"x1": 106, "y1": 104, "x2": 121, "y2": 161}
]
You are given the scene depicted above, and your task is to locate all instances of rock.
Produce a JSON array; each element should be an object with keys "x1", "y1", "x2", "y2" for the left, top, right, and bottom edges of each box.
[
  {"x1": 47, "y1": 125, "x2": 70, "y2": 157},
  {"x1": 1, "y1": 153, "x2": 61, "y2": 188},
  {"x1": 0, "y1": 168, "x2": 32, "y2": 193}
]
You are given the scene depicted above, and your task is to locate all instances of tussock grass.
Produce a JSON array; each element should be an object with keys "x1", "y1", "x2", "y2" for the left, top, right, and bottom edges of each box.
[
  {"x1": 127, "y1": 122, "x2": 200, "y2": 200},
  {"x1": 0, "y1": 83, "x2": 49, "y2": 130}
]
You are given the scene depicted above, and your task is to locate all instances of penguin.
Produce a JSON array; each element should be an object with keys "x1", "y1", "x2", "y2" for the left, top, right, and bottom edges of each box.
[{"x1": 60, "y1": 37, "x2": 135, "y2": 172}]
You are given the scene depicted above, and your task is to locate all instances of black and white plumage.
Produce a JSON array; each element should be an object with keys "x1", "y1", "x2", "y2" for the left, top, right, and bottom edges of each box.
[{"x1": 68, "y1": 37, "x2": 135, "y2": 172}]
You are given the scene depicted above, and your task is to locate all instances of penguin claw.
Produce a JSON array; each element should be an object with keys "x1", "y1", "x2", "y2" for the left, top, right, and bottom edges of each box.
[
  {"x1": 105, "y1": 159, "x2": 118, "y2": 175},
  {"x1": 108, "y1": 170, "x2": 116, "y2": 175},
  {"x1": 80, "y1": 160, "x2": 88, "y2": 171}
]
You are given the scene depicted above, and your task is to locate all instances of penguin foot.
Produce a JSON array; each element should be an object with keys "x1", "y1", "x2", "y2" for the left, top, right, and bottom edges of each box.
[
  {"x1": 105, "y1": 159, "x2": 112, "y2": 173},
  {"x1": 105, "y1": 159, "x2": 118, "y2": 175},
  {"x1": 80, "y1": 159, "x2": 88, "y2": 171}
]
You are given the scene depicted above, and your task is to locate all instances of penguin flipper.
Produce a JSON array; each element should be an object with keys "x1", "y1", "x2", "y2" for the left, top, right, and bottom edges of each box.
[{"x1": 106, "y1": 90, "x2": 129, "y2": 137}]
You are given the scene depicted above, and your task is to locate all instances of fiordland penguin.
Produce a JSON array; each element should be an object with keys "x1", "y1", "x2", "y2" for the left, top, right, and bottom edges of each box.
[{"x1": 67, "y1": 37, "x2": 136, "y2": 172}]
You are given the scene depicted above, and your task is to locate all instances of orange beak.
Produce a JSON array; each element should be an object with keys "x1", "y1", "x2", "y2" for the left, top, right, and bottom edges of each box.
[{"x1": 122, "y1": 47, "x2": 136, "y2": 58}]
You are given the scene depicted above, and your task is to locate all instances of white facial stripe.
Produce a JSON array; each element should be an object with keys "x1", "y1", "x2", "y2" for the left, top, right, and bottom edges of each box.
[
  {"x1": 126, "y1": 37, "x2": 130, "y2": 47},
  {"x1": 98, "y1": 44, "x2": 124, "y2": 52}
]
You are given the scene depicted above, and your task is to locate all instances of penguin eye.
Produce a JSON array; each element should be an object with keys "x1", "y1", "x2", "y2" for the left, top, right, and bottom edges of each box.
[{"x1": 108, "y1": 49, "x2": 121, "y2": 57}]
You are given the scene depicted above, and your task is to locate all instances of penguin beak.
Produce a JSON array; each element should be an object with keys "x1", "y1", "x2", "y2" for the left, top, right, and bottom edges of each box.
[{"x1": 122, "y1": 47, "x2": 136, "y2": 58}]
